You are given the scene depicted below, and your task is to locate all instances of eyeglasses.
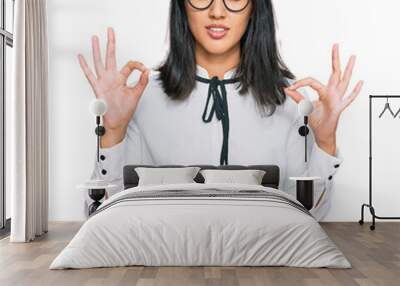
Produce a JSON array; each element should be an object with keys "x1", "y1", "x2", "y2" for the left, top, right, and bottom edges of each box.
[{"x1": 187, "y1": 0, "x2": 250, "y2": 13}]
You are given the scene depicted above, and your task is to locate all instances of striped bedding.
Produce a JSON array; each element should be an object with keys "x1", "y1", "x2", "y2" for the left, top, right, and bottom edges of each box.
[{"x1": 50, "y1": 182, "x2": 350, "y2": 269}]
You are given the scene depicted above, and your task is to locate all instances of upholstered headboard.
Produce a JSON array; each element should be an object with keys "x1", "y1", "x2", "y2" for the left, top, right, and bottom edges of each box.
[{"x1": 123, "y1": 164, "x2": 280, "y2": 189}]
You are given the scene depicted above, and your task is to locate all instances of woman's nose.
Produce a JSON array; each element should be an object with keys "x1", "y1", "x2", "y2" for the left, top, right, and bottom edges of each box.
[{"x1": 209, "y1": 0, "x2": 227, "y2": 18}]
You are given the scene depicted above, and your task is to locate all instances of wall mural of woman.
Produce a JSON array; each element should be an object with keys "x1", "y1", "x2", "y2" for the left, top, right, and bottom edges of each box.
[{"x1": 77, "y1": 0, "x2": 363, "y2": 221}]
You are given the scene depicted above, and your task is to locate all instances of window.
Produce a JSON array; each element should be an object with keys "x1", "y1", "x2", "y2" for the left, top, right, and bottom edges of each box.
[{"x1": 0, "y1": 0, "x2": 14, "y2": 237}]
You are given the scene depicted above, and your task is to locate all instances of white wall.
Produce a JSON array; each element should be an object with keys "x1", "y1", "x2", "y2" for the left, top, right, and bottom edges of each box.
[{"x1": 48, "y1": 0, "x2": 400, "y2": 221}]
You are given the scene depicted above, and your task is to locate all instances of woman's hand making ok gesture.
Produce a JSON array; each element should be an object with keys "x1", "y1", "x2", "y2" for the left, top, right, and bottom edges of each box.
[
  {"x1": 77, "y1": 27, "x2": 150, "y2": 148},
  {"x1": 284, "y1": 43, "x2": 364, "y2": 156}
]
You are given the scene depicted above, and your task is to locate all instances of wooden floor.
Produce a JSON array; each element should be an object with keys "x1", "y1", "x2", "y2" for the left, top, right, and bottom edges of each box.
[{"x1": 0, "y1": 222, "x2": 399, "y2": 286}]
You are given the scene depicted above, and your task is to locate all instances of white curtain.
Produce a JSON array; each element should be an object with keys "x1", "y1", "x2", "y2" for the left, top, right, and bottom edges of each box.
[{"x1": 9, "y1": 0, "x2": 49, "y2": 242}]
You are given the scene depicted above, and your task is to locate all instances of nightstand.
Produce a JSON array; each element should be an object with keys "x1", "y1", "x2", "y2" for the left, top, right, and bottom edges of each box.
[
  {"x1": 289, "y1": 177, "x2": 321, "y2": 210},
  {"x1": 77, "y1": 180, "x2": 116, "y2": 215}
]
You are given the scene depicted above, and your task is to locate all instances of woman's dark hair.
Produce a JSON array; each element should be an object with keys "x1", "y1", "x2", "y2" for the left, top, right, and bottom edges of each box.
[{"x1": 155, "y1": 0, "x2": 295, "y2": 116}]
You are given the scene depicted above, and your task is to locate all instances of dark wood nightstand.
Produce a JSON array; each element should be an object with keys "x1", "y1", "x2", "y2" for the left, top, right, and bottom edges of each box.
[{"x1": 77, "y1": 181, "x2": 116, "y2": 215}]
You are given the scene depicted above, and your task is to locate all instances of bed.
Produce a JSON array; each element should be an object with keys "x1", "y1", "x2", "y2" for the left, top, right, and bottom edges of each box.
[{"x1": 49, "y1": 164, "x2": 350, "y2": 269}]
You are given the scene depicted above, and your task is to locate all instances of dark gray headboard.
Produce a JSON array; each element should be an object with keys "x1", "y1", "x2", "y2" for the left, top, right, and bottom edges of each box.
[{"x1": 123, "y1": 164, "x2": 280, "y2": 189}]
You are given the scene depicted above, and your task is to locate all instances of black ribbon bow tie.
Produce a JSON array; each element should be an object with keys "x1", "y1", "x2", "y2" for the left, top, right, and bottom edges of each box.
[{"x1": 195, "y1": 75, "x2": 240, "y2": 165}]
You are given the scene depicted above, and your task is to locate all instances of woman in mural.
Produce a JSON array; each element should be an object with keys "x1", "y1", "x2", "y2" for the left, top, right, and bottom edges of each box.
[{"x1": 77, "y1": 0, "x2": 363, "y2": 221}]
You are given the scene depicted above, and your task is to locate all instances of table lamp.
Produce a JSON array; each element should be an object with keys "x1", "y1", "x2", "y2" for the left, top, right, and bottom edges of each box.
[
  {"x1": 291, "y1": 98, "x2": 319, "y2": 210},
  {"x1": 80, "y1": 98, "x2": 109, "y2": 216}
]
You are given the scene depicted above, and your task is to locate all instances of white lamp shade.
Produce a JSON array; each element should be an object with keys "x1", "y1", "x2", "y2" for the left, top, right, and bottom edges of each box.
[
  {"x1": 298, "y1": 99, "x2": 314, "y2": 116},
  {"x1": 89, "y1": 99, "x2": 108, "y2": 116}
]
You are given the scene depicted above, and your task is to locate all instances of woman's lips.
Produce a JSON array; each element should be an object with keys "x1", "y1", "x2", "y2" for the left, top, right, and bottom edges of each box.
[{"x1": 206, "y1": 27, "x2": 229, "y2": 40}]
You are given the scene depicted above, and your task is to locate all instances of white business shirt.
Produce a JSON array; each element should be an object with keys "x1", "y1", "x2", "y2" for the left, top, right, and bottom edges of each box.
[{"x1": 90, "y1": 64, "x2": 343, "y2": 221}]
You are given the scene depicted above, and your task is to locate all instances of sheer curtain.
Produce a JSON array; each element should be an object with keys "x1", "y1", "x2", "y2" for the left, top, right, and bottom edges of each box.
[{"x1": 9, "y1": 0, "x2": 49, "y2": 242}]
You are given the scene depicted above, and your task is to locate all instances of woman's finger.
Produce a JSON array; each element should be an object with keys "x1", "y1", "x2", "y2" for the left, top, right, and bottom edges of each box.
[
  {"x1": 328, "y1": 43, "x2": 341, "y2": 86},
  {"x1": 284, "y1": 88, "x2": 304, "y2": 103},
  {"x1": 341, "y1": 80, "x2": 364, "y2": 111},
  {"x1": 339, "y1": 55, "x2": 356, "y2": 93},
  {"x1": 328, "y1": 44, "x2": 342, "y2": 86},
  {"x1": 288, "y1": 77, "x2": 327, "y2": 99},
  {"x1": 77, "y1": 54, "x2": 97, "y2": 93},
  {"x1": 105, "y1": 27, "x2": 117, "y2": 70},
  {"x1": 131, "y1": 68, "x2": 150, "y2": 97},
  {"x1": 92, "y1": 35, "x2": 106, "y2": 77},
  {"x1": 120, "y1": 60, "x2": 146, "y2": 79}
]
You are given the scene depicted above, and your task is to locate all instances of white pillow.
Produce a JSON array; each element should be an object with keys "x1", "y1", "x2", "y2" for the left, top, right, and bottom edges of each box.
[
  {"x1": 200, "y1": 169, "x2": 266, "y2": 185},
  {"x1": 135, "y1": 167, "x2": 201, "y2": 186}
]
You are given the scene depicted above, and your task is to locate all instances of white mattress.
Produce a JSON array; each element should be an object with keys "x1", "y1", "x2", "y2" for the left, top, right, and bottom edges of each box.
[{"x1": 50, "y1": 183, "x2": 350, "y2": 269}]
